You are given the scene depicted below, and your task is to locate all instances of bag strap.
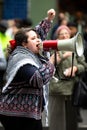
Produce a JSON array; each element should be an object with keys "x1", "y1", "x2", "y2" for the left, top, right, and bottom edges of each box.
[{"x1": 54, "y1": 51, "x2": 74, "y2": 80}]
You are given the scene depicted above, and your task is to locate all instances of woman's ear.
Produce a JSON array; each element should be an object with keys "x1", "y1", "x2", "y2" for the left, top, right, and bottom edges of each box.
[{"x1": 22, "y1": 42, "x2": 27, "y2": 47}]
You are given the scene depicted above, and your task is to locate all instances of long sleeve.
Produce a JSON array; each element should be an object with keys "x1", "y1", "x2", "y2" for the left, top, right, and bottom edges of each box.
[
  {"x1": 35, "y1": 18, "x2": 52, "y2": 41},
  {"x1": 74, "y1": 54, "x2": 87, "y2": 74},
  {"x1": 38, "y1": 62, "x2": 54, "y2": 85}
]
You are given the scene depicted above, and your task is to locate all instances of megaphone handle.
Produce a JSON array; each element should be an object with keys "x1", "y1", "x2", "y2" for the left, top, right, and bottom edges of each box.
[
  {"x1": 54, "y1": 51, "x2": 57, "y2": 67},
  {"x1": 70, "y1": 53, "x2": 74, "y2": 78},
  {"x1": 54, "y1": 51, "x2": 61, "y2": 80}
]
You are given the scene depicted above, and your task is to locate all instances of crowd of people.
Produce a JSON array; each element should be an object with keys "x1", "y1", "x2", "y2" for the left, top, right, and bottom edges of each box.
[{"x1": 0, "y1": 8, "x2": 87, "y2": 130}]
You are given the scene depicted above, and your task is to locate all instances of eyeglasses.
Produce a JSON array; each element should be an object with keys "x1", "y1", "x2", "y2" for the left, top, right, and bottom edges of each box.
[{"x1": 58, "y1": 32, "x2": 69, "y2": 36}]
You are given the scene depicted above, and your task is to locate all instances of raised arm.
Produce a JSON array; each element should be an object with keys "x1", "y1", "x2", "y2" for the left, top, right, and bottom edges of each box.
[{"x1": 35, "y1": 9, "x2": 56, "y2": 41}]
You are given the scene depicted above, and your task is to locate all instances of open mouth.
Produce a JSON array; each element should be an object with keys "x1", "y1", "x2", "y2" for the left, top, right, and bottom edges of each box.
[{"x1": 36, "y1": 44, "x2": 40, "y2": 47}]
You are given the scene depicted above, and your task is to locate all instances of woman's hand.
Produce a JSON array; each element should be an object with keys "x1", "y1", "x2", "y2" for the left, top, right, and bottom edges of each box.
[
  {"x1": 63, "y1": 66, "x2": 78, "y2": 77},
  {"x1": 49, "y1": 52, "x2": 61, "y2": 64},
  {"x1": 47, "y1": 9, "x2": 56, "y2": 21},
  {"x1": 63, "y1": 52, "x2": 72, "y2": 59}
]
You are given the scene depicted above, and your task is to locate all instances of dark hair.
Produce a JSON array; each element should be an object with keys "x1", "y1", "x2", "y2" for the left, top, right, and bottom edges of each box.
[
  {"x1": 6, "y1": 28, "x2": 37, "y2": 59},
  {"x1": 0, "y1": 21, "x2": 8, "y2": 33},
  {"x1": 67, "y1": 22, "x2": 77, "y2": 28},
  {"x1": 14, "y1": 27, "x2": 37, "y2": 46}
]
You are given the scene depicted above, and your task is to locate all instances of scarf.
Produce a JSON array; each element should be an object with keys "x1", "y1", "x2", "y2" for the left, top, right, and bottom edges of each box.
[{"x1": 2, "y1": 46, "x2": 42, "y2": 92}]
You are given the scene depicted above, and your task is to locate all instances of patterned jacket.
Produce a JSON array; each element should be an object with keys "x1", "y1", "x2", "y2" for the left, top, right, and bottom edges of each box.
[{"x1": 0, "y1": 18, "x2": 54, "y2": 119}]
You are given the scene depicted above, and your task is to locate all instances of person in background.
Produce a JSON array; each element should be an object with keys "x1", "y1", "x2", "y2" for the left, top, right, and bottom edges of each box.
[
  {"x1": 68, "y1": 21, "x2": 83, "y2": 122},
  {"x1": 75, "y1": 11, "x2": 86, "y2": 34},
  {"x1": 0, "y1": 20, "x2": 10, "y2": 94},
  {"x1": 0, "y1": 9, "x2": 56, "y2": 130},
  {"x1": 83, "y1": 23, "x2": 87, "y2": 63},
  {"x1": 0, "y1": 20, "x2": 11, "y2": 57},
  {"x1": 6, "y1": 18, "x2": 33, "y2": 39},
  {"x1": 67, "y1": 22, "x2": 78, "y2": 38},
  {"x1": 49, "y1": 25, "x2": 87, "y2": 130},
  {"x1": 0, "y1": 44, "x2": 7, "y2": 93},
  {"x1": 50, "y1": 12, "x2": 69, "y2": 40}
]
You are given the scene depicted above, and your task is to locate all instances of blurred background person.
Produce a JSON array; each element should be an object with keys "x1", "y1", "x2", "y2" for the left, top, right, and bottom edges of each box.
[
  {"x1": 0, "y1": 20, "x2": 11, "y2": 58},
  {"x1": 49, "y1": 25, "x2": 87, "y2": 130},
  {"x1": 0, "y1": 20, "x2": 11, "y2": 92},
  {"x1": 50, "y1": 12, "x2": 69, "y2": 40},
  {"x1": 83, "y1": 23, "x2": 87, "y2": 63},
  {"x1": 67, "y1": 22, "x2": 78, "y2": 38},
  {"x1": 6, "y1": 18, "x2": 33, "y2": 39},
  {"x1": 0, "y1": 43, "x2": 7, "y2": 93},
  {"x1": 67, "y1": 21, "x2": 83, "y2": 122}
]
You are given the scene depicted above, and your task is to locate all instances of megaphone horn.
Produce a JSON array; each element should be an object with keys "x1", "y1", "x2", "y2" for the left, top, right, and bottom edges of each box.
[{"x1": 42, "y1": 32, "x2": 83, "y2": 56}]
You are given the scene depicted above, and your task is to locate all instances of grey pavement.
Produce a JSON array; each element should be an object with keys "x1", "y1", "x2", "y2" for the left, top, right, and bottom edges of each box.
[
  {"x1": 42, "y1": 108, "x2": 87, "y2": 130},
  {"x1": 78, "y1": 109, "x2": 87, "y2": 129}
]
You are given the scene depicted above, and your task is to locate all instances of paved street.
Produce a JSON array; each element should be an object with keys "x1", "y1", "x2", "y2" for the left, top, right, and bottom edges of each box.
[
  {"x1": 78, "y1": 109, "x2": 87, "y2": 129},
  {"x1": 42, "y1": 108, "x2": 87, "y2": 130}
]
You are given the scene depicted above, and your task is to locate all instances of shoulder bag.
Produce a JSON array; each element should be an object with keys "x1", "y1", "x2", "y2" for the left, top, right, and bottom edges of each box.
[{"x1": 72, "y1": 72, "x2": 87, "y2": 109}]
